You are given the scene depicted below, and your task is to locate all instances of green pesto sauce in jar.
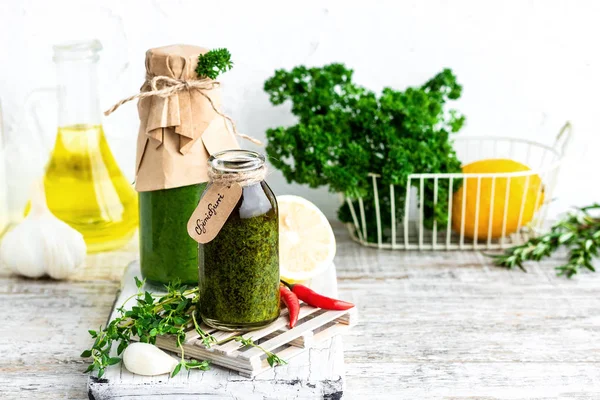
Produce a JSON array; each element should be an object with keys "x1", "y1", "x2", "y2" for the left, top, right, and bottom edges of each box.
[
  {"x1": 139, "y1": 183, "x2": 207, "y2": 285},
  {"x1": 198, "y1": 152, "x2": 280, "y2": 331}
]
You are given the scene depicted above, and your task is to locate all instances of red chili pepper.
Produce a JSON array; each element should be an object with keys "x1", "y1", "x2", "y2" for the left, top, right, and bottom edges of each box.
[
  {"x1": 279, "y1": 285, "x2": 300, "y2": 328},
  {"x1": 281, "y1": 281, "x2": 354, "y2": 311}
]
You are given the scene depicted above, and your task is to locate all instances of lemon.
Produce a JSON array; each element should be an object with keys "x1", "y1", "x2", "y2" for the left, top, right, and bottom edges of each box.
[
  {"x1": 452, "y1": 159, "x2": 544, "y2": 239},
  {"x1": 277, "y1": 195, "x2": 336, "y2": 283}
]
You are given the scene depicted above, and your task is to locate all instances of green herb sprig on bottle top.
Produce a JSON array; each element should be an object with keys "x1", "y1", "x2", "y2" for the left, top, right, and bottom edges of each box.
[{"x1": 196, "y1": 48, "x2": 233, "y2": 79}]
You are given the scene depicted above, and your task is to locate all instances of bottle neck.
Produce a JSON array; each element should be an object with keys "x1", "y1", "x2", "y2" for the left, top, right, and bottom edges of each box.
[
  {"x1": 56, "y1": 59, "x2": 102, "y2": 127},
  {"x1": 208, "y1": 150, "x2": 267, "y2": 186}
]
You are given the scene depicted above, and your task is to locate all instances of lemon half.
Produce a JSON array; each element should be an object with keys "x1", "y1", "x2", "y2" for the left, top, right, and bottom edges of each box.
[{"x1": 277, "y1": 195, "x2": 336, "y2": 283}]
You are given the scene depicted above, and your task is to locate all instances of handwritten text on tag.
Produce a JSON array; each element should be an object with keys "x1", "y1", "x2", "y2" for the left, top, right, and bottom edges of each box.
[{"x1": 187, "y1": 183, "x2": 242, "y2": 244}]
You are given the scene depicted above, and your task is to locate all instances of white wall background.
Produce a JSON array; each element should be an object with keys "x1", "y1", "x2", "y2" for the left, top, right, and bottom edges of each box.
[{"x1": 0, "y1": 0, "x2": 598, "y2": 219}]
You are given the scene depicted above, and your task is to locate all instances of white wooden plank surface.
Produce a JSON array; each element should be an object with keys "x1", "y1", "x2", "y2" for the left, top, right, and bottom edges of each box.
[{"x1": 1, "y1": 223, "x2": 600, "y2": 399}]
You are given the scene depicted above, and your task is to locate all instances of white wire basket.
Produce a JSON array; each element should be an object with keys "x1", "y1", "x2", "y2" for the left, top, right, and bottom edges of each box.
[{"x1": 344, "y1": 123, "x2": 572, "y2": 250}]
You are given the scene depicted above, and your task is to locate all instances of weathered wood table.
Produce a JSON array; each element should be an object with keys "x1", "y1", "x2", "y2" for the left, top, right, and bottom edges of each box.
[{"x1": 1, "y1": 224, "x2": 600, "y2": 399}]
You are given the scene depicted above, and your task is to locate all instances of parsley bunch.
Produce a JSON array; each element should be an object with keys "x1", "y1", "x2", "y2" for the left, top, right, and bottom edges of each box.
[
  {"x1": 490, "y1": 204, "x2": 600, "y2": 278},
  {"x1": 264, "y1": 64, "x2": 465, "y2": 241},
  {"x1": 196, "y1": 48, "x2": 233, "y2": 80},
  {"x1": 81, "y1": 277, "x2": 285, "y2": 378}
]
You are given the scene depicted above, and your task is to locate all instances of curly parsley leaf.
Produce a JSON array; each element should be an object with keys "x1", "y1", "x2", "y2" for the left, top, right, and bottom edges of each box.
[{"x1": 196, "y1": 48, "x2": 233, "y2": 80}]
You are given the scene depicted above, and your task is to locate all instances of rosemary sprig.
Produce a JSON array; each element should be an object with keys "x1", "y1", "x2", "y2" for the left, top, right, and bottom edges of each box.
[
  {"x1": 489, "y1": 204, "x2": 600, "y2": 278},
  {"x1": 81, "y1": 277, "x2": 286, "y2": 378},
  {"x1": 196, "y1": 48, "x2": 233, "y2": 80}
]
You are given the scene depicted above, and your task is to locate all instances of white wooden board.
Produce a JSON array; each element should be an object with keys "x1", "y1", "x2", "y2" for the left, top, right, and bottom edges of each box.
[{"x1": 87, "y1": 261, "x2": 348, "y2": 399}]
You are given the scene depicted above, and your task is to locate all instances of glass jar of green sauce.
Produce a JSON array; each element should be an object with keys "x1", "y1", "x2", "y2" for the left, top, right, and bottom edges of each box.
[
  {"x1": 198, "y1": 150, "x2": 280, "y2": 331},
  {"x1": 139, "y1": 183, "x2": 206, "y2": 285}
]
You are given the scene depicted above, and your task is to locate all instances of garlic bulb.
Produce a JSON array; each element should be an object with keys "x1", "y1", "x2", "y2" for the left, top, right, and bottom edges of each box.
[
  {"x1": 122, "y1": 342, "x2": 179, "y2": 376},
  {"x1": 0, "y1": 182, "x2": 86, "y2": 279}
]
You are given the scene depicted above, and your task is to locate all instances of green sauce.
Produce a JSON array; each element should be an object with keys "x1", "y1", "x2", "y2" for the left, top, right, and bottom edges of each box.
[
  {"x1": 139, "y1": 183, "x2": 207, "y2": 285},
  {"x1": 198, "y1": 181, "x2": 280, "y2": 331}
]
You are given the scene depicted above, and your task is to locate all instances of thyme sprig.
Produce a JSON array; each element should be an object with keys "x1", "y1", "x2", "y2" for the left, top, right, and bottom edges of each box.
[
  {"x1": 81, "y1": 277, "x2": 285, "y2": 378},
  {"x1": 489, "y1": 204, "x2": 600, "y2": 278},
  {"x1": 220, "y1": 336, "x2": 287, "y2": 368},
  {"x1": 196, "y1": 48, "x2": 233, "y2": 80}
]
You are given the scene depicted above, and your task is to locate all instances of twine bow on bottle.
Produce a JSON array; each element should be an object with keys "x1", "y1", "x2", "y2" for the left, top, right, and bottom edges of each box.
[
  {"x1": 208, "y1": 164, "x2": 267, "y2": 187},
  {"x1": 104, "y1": 75, "x2": 262, "y2": 146}
]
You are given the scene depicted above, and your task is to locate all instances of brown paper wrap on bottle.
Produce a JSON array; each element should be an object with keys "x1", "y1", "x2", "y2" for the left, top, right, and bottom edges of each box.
[{"x1": 135, "y1": 44, "x2": 240, "y2": 192}]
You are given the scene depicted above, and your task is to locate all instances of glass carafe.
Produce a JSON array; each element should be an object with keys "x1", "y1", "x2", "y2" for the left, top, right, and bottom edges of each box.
[{"x1": 39, "y1": 41, "x2": 138, "y2": 252}]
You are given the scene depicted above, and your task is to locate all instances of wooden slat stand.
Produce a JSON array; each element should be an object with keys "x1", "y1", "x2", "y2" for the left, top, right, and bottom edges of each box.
[
  {"x1": 156, "y1": 303, "x2": 357, "y2": 378},
  {"x1": 87, "y1": 262, "x2": 356, "y2": 399}
]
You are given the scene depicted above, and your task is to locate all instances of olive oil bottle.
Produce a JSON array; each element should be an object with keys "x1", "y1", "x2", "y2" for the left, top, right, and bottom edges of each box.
[
  {"x1": 44, "y1": 124, "x2": 137, "y2": 252},
  {"x1": 38, "y1": 41, "x2": 138, "y2": 252}
]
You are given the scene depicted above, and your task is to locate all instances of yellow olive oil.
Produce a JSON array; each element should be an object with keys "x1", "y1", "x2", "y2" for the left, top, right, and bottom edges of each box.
[{"x1": 42, "y1": 124, "x2": 138, "y2": 252}]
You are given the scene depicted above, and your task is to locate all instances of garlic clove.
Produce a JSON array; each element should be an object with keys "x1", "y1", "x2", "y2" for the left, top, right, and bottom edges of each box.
[
  {"x1": 0, "y1": 182, "x2": 87, "y2": 279},
  {"x1": 122, "y1": 342, "x2": 179, "y2": 376}
]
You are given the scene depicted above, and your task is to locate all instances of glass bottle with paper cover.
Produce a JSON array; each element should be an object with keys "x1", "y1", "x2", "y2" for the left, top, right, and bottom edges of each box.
[
  {"x1": 189, "y1": 150, "x2": 280, "y2": 331},
  {"x1": 129, "y1": 45, "x2": 240, "y2": 286}
]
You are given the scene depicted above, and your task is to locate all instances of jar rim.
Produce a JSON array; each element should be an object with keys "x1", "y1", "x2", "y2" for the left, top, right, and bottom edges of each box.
[{"x1": 209, "y1": 150, "x2": 265, "y2": 173}]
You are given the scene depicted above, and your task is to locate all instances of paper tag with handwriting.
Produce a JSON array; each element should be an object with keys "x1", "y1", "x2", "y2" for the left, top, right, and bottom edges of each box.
[{"x1": 187, "y1": 183, "x2": 242, "y2": 244}]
